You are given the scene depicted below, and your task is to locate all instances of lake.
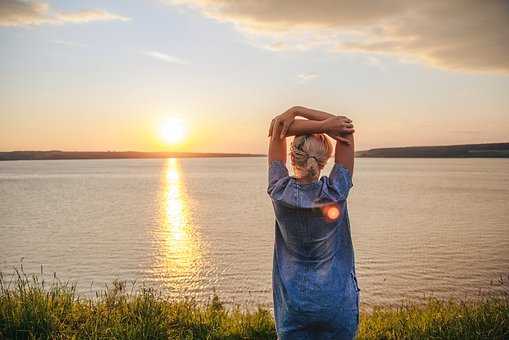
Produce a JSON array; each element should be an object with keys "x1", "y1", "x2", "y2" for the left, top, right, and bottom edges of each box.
[{"x1": 0, "y1": 158, "x2": 508, "y2": 308}]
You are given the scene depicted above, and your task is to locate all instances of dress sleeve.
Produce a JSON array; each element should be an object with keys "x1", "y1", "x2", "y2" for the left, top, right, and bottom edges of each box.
[
  {"x1": 320, "y1": 163, "x2": 353, "y2": 202},
  {"x1": 267, "y1": 160, "x2": 289, "y2": 196}
]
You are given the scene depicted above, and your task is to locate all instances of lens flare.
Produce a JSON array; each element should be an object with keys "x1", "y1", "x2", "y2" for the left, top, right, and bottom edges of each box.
[
  {"x1": 327, "y1": 206, "x2": 340, "y2": 220},
  {"x1": 322, "y1": 204, "x2": 341, "y2": 222}
]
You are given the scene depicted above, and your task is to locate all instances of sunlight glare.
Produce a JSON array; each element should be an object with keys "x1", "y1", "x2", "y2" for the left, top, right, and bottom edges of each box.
[
  {"x1": 153, "y1": 158, "x2": 203, "y2": 298},
  {"x1": 159, "y1": 118, "x2": 186, "y2": 145}
]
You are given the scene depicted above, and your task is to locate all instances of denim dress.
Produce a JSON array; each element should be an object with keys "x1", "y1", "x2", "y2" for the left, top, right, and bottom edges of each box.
[{"x1": 268, "y1": 160, "x2": 360, "y2": 340}]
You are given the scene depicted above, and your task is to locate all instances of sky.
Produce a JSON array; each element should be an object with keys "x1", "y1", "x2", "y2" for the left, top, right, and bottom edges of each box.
[{"x1": 0, "y1": 0, "x2": 508, "y2": 153}]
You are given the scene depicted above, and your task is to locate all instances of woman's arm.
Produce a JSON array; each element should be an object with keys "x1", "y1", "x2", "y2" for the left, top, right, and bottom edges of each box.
[
  {"x1": 269, "y1": 106, "x2": 353, "y2": 140},
  {"x1": 284, "y1": 119, "x2": 328, "y2": 136},
  {"x1": 334, "y1": 133, "x2": 355, "y2": 175},
  {"x1": 268, "y1": 107, "x2": 355, "y2": 164},
  {"x1": 268, "y1": 117, "x2": 325, "y2": 163},
  {"x1": 270, "y1": 113, "x2": 354, "y2": 140},
  {"x1": 318, "y1": 116, "x2": 355, "y2": 173},
  {"x1": 268, "y1": 122, "x2": 287, "y2": 163},
  {"x1": 292, "y1": 106, "x2": 336, "y2": 121},
  {"x1": 272, "y1": 116, "x2": 348, "y2": 138}
]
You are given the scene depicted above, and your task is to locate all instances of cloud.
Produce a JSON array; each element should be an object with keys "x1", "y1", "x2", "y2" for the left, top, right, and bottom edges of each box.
[
  {"x1": 363, "y1": 55, "x2": 386, "y2": 71},
  {"x1": 0, "y1": 0, "x2": 129, "y2": 27},
  {"x1": 142, "y1": 51, "x2": 188, "y2": 65},
  {"x1": 50, "y1": 40, "x2": 87, "y2": 48},
  {"x1": 53, "y1": 9, "x2": 129, "y2": 24},
  {"x1": 297, "y1": 73, "x2": 318, "y2": 83},
  {"x1": 168, "y1": 0, "x2": 509, "y2": 73}
]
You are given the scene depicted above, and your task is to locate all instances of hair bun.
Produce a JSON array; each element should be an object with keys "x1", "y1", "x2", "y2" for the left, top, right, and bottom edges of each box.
[
  {"x1": 305, "y1": 156, "x2": 319, "y2": 178},
  {"x1": 291, "y1": 134, "x2": 332, "y2": 179}
]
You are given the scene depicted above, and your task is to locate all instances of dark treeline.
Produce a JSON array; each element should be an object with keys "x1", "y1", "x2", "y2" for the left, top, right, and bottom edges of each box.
[
  {"x1": 356, "y1": 142, "x2": 509, "y2": 158},
  {"x1": 3, "y1": 142, "x2": 509, "y2": 161},
  {"x1": 0, "y1": 151, "x2": 265, "y2": 161}
]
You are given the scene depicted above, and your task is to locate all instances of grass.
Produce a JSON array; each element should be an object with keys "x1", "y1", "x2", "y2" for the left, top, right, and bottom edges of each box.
[
  {"x1": 0, "y1": 267, "x2": 507, "y2": 339},
  {"x1": 357, "y1": 296, "x2": 508, "y2": 339}
]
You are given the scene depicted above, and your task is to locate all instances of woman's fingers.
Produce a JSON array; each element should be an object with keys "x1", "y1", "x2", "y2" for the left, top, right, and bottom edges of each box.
[
  {"x1": 344, "y1": 123, "x2": 354, "y2": 129},
  {"x1": 280, "y1": 121, "x2": 290, "y2": 139},
  {"x1": 338, "y1": 116, "x2": 352, "y2": 123},
  {"x1": 268, "y1": 119, "x2": 275, "y2": 137},
  {"x1": 280, "y1": 123, "x2": 287, "y2": 139},
  {"x1": 271, "y1": 117, "x2": 281, "y2": 141},
  {"x1": 269, "y1": 114, "x2": 291, "y2": 139}
]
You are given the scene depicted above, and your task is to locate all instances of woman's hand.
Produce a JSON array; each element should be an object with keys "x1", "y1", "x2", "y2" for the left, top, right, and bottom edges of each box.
[
  {"x1": 268, "y1": 107, "x2": 298, "y2": 140},
  {"x1": 321, "y1": 116, "x2": 354, "y2": 144}
]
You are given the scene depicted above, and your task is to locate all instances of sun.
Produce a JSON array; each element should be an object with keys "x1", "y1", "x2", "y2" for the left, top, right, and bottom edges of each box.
[{"x1": 159, "y1": 118, "x2": 186, "y2": 145}]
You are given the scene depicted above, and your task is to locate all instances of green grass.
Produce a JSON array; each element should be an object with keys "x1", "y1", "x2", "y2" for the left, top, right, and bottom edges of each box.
[
  {"x1": 358, "y1": 296, "x2": 508, "y2": 339},
  {"x1": 0, "y1": 268, "x2": 507, "y2": 339}
]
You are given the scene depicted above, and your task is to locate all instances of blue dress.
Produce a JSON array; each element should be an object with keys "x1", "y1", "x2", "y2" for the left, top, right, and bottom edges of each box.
[{"x1": 268, "y1": 160, "x2": 360, "y2": 340}]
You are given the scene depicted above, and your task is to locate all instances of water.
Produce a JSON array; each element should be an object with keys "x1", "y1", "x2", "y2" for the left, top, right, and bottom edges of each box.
[{"x1": 1, "y1": 158, "x2": 508, "y2": 308}]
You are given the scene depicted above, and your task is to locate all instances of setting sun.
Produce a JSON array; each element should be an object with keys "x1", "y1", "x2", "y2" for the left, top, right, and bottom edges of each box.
[{"x1": 159, "y1": 118, "x2": 186, "y2": 145}]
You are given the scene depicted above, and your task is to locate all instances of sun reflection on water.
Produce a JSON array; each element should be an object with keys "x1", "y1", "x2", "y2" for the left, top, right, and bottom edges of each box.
[{"x1": 155, "y1": 158, "x2": 202, "y2": 295}]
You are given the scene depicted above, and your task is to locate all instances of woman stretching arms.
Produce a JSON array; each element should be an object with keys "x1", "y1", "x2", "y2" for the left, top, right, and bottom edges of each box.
[{"x1": 267, "y1": 106, "x2": 359, "y2": 339}]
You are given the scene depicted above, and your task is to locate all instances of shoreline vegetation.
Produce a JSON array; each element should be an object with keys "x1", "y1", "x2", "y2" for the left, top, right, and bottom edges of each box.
[
  {"x1": 356, "y1": 142, "x2": 509, "y2": 158},
  {"x1": 1, "y1": 269, "x2": 507, "y2": 339},
  {"x1": 0, "y1": 151, "x2": 266, "y2": 161},
  {"x1": 1, "y1": 142, "x2": 508, "y2": 161}
]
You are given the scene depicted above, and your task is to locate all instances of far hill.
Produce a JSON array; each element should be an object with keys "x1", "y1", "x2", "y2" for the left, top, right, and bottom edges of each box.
[
  {"x1": 356, "y1": 142, "x2": 509, "y2": 158},
  {"x1": 0, "y1": 151, "x2": 265, "y2": 161}
]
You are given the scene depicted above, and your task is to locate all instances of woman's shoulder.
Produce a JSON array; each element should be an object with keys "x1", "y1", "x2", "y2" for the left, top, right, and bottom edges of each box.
[
  {"x1": 316, "y1": 164, "x2": 353, "y2": 204},
  {"x1": 268, "y1": 161, "x2": 353, "y2": 208}
]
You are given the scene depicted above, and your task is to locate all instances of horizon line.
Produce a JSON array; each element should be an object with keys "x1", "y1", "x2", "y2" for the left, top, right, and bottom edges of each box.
[{"x1": 1, "y1": 141, "x2": 508, "y2": 154}]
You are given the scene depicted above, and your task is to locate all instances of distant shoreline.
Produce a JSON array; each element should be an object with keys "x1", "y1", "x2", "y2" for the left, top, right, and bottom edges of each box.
[
  {"x1": 0, "y1": 151, "x2": 265, "y2": 161},
  {"x1": 356, "y1": 142, "x2": 509, "y2": 158},
  {"x1": 1, "y1": 142, "x2": 509, "y2": 161}
]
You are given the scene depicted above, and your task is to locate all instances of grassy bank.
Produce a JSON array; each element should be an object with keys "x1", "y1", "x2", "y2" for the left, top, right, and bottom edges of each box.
[{"x1": 1, "y1": 269, "x2": 507, "y2": 339}]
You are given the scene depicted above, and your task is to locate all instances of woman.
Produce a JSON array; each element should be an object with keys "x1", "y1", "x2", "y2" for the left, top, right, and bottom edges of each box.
[{"x1": 267, "y1": 106, "x2": 359, "y2": 339}]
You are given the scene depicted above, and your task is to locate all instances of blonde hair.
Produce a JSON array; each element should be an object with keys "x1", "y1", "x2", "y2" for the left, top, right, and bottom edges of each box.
[{"x1": 290, "y1": 134, "x2": 332, "y2": 179}]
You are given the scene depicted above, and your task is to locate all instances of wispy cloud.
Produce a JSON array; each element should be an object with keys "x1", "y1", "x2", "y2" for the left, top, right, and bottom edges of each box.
[
  {"x1": 363, "y1": 56, "x2": 385, "y2": 71},
  {"x1": 0, "y1": 0, "x2": 129, "y2": 27},
  {"x1": 142, "y1": 50, "x2": 188, "y2": 65},
  {"x1": 297, "y1": 73, "x2": 318, "y2": 83},
  {"x1": 50, "y1": 40, "x2": 87, "y2": 48},
  {"x1": 53, "y1": 9, "x2": 129, "y2": 24},
  {"x1": 169, "y1": 0, "x2": 509, "y2": 74}
]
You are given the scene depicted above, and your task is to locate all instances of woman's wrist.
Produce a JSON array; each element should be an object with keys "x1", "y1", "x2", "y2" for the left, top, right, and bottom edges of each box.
[{"x1": 318, "y1": 119, "x2": 329, "y2": 134}]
